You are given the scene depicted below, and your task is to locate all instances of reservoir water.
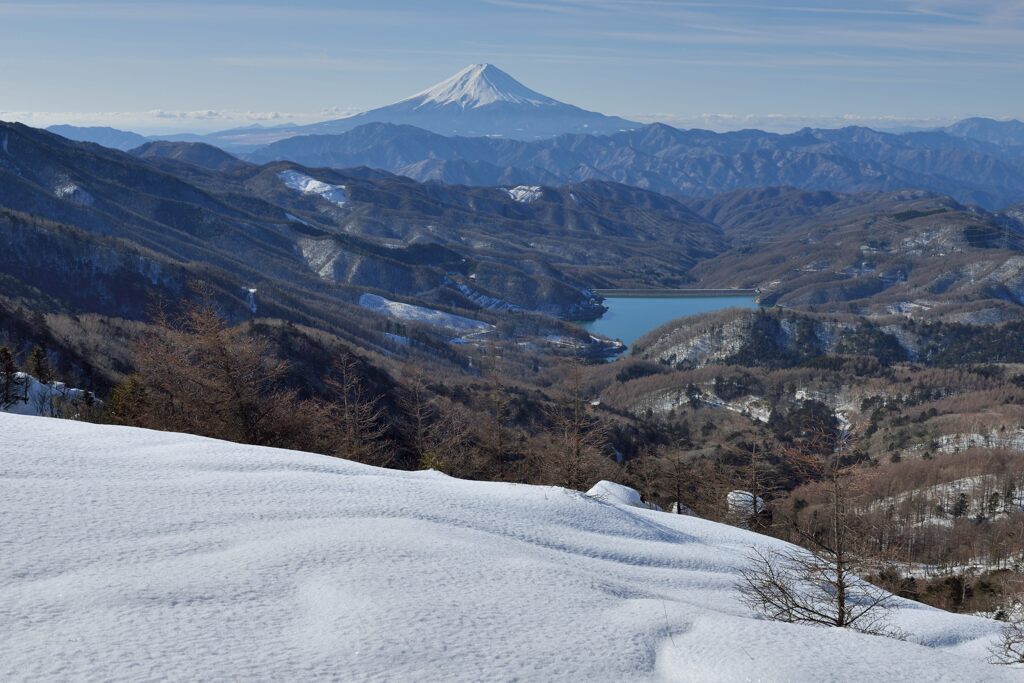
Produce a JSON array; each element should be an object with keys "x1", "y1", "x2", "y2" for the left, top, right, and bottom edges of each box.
[{"x1": 583, "y1": 294, "x2": 757, "y2": 350}]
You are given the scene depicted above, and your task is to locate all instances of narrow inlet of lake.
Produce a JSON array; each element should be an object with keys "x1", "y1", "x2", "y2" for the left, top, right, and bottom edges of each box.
[{"x1": 583, "y1": 295, "x2": 757, "y2": 350}]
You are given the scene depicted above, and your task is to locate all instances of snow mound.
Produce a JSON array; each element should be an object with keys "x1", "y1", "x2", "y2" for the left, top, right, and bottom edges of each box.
[
  {"x1": 0, "y1": 414, "x2": 1012, "y2": 681},
  {"x1": 278, "y1": 169, "x2": 347, "y2": 207},
  {"x1": 407, "y1": 63, "x2": 558, "y2": 110},
  {"x1": 587, "y1": 480, "x2": 660, "y2": 510},
  {"x1": 506, "y1": 185, "x2": 544, "y2": 203},
  {"x1": 727, "y1": 489, "x2": 766, "y2": 516},
  {"x1": 359, "y1": 293, "x2": 494, "y2": 334}
]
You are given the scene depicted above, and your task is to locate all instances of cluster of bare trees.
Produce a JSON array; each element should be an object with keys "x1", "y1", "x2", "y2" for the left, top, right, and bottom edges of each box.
[
  {"x1": 532, "y1": 362, "x2": 613, "y2": 490},
  {"x1": 100, "y1": 298, "x2": 619, "y2": 493},
  {"x1": 787, "y1": 448, "x2": 1024, "y2": 572},
  {"x1": 107, "y1": 299, "x2": 392, "y2": 463}
]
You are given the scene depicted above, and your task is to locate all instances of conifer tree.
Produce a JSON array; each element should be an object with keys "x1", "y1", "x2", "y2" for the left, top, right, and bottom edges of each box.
[
  {"x1": 27, "y1": 345, "x2": 54, "y2": 385},
  {"x1": 0, "y1": 346, "x2": 27, "y2": 409}
]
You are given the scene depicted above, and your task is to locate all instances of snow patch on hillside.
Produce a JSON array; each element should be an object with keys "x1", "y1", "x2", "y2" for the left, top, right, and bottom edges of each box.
[
  {"x1": 278, "y1": 170, "x2": 347, "y2": 207},
  {"x1": 244, "y1": 287, "x2": 258, "y2": 314},
  {"x1": 507, "y1": 185, "x2": 543, "y2": 203},
  {"x1": 54, "y1": 181, "x2": 94, "y2": 206},
  {"x1": 938, "y1": 428, "x2": 1024, "y2": 454},
  {"x1": 0, "y1": 414, "x2": 1012, "y2": 681},
  {"x1": 359, "y1": 293, "x2": 494, "y2": 334},
  {"x1": 1, "y1": 373, "x2": 93, "y2": 417}
]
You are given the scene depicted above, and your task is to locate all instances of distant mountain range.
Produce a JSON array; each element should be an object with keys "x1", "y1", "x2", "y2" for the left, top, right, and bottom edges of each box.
[
  {"x1": 0, "y1": 121, "x2": 724, "y2": 342},
  {"x1": 3, "y1": 118, "x2": 1024, "y2": 388},
  {"x1": 35, "y1": 63, "x2": 1024, "y2": 210},
  {"x1": 242, "y1": 120, "x2": 1024, "y2": 210},
  {"x1": 944, "y1": 117, "x2": 1024, "y2": 147},
  {"x1": 46, "y1": 125, "x2": 149, "y2": 151}
]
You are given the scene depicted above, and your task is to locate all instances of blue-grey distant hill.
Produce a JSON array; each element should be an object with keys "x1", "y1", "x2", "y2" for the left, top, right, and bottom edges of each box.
[
  {"x1": 246, "y1": 120, "x2": 1024, "y2": 210},
  {"x1": 35, "y1": 61, "x2": 1024, "y2": 211},
  {"x1": 46, "y1": 125, "x2": 148, "y2": 151}
]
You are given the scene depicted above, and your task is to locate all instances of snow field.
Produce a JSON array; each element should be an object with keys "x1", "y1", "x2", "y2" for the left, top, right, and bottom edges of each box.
[{"x1": 0, "y1": 413, "x2": 1015, "y2": 681}]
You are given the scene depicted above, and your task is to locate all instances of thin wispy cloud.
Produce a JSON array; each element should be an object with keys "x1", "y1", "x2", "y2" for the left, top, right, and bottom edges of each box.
[
  {"x1": 2, "y1": 0, "x2": 1020, "y2": 132},
  {"x1": 1, "y1": 109, "x2": 360, "y2": 134}
]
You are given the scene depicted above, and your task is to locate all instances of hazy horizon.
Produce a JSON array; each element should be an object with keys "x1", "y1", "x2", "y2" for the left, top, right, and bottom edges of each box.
[{"x1": 2, "y1": 0, "x2": 1022, "y2": 135}]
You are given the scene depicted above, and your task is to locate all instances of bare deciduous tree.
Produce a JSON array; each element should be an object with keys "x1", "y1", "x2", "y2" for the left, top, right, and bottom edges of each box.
[
  {"x1": 325, "y1": 357, "x2": 390, "y2": 466},
  {"x1": 725, "y1": 438, "x2": 777, "y2": 531},
  {"x1": 738, "y1": 546, "x2": 906, "y2": 638},
  {"x1": 990, "y1": 612, "x2": 1024, "y2": 665},
  {"x1": 418, "y1": 398, "x2": 476, "y2": 476},
  {"x1": 478, "y1": 382, "x2": 515, "y2": 478},
  {"x1": 536, "y1": 360, "x2": 611, "y2": 491},
  {"x1": 738, "y1": 424, "x2": 906, "y2": 639}
]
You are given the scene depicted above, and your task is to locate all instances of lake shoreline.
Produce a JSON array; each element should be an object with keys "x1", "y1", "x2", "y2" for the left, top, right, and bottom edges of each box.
[
  {"x1": 593, "y1": 288, "x2": 760, "y2": 298},
  {"x1": 582, "y1": 293, "x2": 759, "y2": 358}
]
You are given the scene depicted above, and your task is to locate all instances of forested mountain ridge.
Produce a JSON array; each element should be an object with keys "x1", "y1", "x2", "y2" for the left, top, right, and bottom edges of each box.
[
  {"x1": 682, "y1": 188, "x2": 1024, "y2": 322},
  {"x1": 244, "y1": 120, "x2": 1024, "y2": 210}
]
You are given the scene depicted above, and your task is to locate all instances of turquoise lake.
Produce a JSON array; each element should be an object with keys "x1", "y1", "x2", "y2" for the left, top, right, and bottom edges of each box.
[{"x1": 583, "y1": 295, "x2": 757, "y2": 350}]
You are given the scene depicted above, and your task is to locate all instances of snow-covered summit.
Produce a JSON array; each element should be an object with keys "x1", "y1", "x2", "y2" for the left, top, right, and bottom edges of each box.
[
  {"x1": 185, "y1": 64, "x2": 641, "y2": 145},
  {"x1": 406, "y1": 63, "x2": 559, "y2": 110},
  {"x1": 0, "y1": 413, "x2": 1013, "y2": 680}
]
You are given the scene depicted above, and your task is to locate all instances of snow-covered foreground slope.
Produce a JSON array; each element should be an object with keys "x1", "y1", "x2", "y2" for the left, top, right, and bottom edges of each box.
[{"x1": 0, "y1": 414, "x2": 1013, "y2": 681}]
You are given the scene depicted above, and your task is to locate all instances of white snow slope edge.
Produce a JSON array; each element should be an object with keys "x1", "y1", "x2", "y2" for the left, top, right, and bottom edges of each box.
[{"x1": 0, "y1": 413, "x2": 1013, "y2": 682}]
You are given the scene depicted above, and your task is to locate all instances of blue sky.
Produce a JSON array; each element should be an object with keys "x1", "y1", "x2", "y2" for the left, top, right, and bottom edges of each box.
[{"x1": 1, "y1": 0, "x2": 1021, "y2": 133}]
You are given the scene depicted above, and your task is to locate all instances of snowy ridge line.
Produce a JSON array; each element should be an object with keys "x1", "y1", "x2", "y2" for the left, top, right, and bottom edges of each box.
[{"x1": 0, "y1": 414, "x2": 1012, "y2": 681}]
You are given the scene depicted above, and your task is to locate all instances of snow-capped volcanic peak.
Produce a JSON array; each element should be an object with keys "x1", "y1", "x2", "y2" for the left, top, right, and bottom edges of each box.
[{"x1": 407, "y1": 63, "x2": 559, "y2": 110}]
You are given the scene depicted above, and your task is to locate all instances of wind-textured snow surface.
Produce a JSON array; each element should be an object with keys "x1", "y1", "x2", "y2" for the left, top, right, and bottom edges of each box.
[
  {"x1": 0, "y1": 413, "x2": 1014, "y2": 682},
  {"x1": 278, "y1": 169, "x2": 347, "y2": 207},
  {"x1": 358, "y1": 292, "x2": 494, "y2": 333}
]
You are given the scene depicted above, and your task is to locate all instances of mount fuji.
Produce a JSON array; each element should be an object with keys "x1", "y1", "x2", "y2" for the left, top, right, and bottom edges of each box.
[
  {"x1": 166, "y1": 64, "x2": 639, "y2": 149},
  {"x1": 319, "y1": 63, "x2": 640, "y2": 138}
]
